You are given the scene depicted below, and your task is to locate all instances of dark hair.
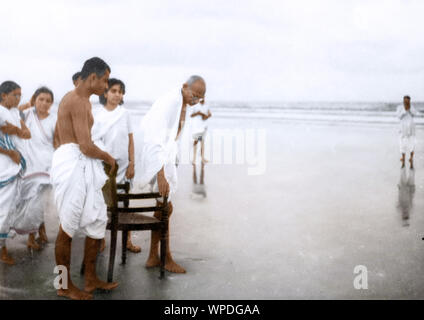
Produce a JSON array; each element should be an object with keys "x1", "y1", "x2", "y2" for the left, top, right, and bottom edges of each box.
[
  {"x1": 80, "y1": 57, "x2": 111, "y2": 81},
  {"x1": 0, "y1": 81, "x2": 21, "y2": 102},
  {"x1": 99, "y1": 78, "x2": 126, "y2": 106},
  {"x1": 403, "y1": 95, "x2": 411, "y2": 100},
  {"x1": 72, "y1": 72, "x2": 81, "y2": 82},
  {"x1": 30, "y1": 86, "x2": 54, "y2": 106}
]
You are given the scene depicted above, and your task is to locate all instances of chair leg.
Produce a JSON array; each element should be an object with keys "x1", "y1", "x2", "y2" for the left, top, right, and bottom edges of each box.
[
  {"x1": 107, "y1": 227, "x2": 118, "y2": 282},
  {"x1": 160, "y1": 226, "x2": 167, "y2": 279},
  {"x1": 121, "y1": 230, "x2": 128, "y2": 265},
  {"x1": 80, "y1": 260, "x2": 85, "y2": 275}
]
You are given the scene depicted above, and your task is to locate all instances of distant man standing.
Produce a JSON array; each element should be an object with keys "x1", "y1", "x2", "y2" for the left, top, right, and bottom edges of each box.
[
  {"x1": 51, "y1": 57, "x2": 118, "y2": 300},
  {"x1": 396, "y1": 96, "x2": 421, "y2": 169},
  {"x1": 190, "y1": 98, "x2": 211, "y2": 165}
]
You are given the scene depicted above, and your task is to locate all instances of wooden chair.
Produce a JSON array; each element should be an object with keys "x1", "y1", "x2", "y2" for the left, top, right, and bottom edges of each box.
[{"x1": 81, "y1": 163, "x2": 169, "y2": 281}]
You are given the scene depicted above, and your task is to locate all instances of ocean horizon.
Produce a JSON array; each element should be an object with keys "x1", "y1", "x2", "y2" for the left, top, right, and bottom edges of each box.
[{"x1": 119, "y1": 100, "x2": 424, "y2": 127}]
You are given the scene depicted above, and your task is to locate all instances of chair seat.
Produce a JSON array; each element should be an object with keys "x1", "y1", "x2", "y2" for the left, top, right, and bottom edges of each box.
[{"x1": 106, "y1": 211, "x2": 162, "y2": 231}]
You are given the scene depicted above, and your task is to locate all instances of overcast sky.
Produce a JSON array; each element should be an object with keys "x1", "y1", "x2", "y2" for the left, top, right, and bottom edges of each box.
[{"x1": 1, "y1": 0, "x2": 424, "y2": 103}]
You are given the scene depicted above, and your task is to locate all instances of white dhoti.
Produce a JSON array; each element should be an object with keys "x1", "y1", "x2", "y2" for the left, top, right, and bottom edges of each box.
[
  {"x1": 399, "y1": 136, "x2": 415, "y2": 154},
  {"x1": 50, "y1": 143, "x2": 108, "y2": 239}
]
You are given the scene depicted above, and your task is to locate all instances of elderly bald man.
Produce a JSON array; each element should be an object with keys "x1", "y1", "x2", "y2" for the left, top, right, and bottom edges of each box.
[{"x1": 135, "y1": 75, "x2": 206, "y2": 273}]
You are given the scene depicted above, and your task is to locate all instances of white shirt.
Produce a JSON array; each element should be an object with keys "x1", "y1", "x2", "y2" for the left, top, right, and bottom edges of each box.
[
  {"x1": 396, "y1": 104, "x2": 420, "y2": 138},
  {"x1": 190, "y1": 103, "x2": 210, "y2": 134}
]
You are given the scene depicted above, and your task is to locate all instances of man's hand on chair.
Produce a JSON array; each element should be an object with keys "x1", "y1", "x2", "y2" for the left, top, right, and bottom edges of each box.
[
  {"x1": 157, "y1": 167, "x2": 170, "y2": 197},
  {"x1": 105, "y1": 153, "x2": 116, "y2": 176}
]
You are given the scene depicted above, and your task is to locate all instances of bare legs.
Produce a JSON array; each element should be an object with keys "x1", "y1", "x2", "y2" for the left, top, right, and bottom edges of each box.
[
  {"x1": 126, "y1": 231, "x2": 141, "y2": 253},
  {"x1": 83, "y1": 237, "x2": 119, "y2": 293},
  {"x1": 401, "y1": 152, "x2": 414, "y2": 169},
  {"x1": 27, "y1": 233, "x2": 40, "y2": 250},
  {"x1": 55, "y1": 226, "x2": 92, "y2": 300},
  {"x1": 200, "y1": 138, "x2": 208, "y2": 164},
  {"x1": 145, "y1": 202, "x2": 186, "y2": 273},
  {"x1": 0, "y1": 244, "x2": 14, "y2": 265},
  {"x1": 192, "y1": 140, "x2": 198, "y2": 165},
  {"x1": 55, "y1": 226, "x2": 118, "y2": 300},
  {"x1": 27, "y1": 223, "x2": 48, "y2": 250},
  {"x1": 192, "y1": 138, "x2": 208, "y2": 165},
  {"x1": 98, "y1": 232, "x2": 140, "y2": 254},
  {"x1": 38, "y1": 223, "x2": 48, "y2": 243}
]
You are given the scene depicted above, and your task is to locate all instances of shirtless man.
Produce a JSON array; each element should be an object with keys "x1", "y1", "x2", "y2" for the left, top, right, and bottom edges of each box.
[{"x1": 52, "y1": 57, "x2": 118, "y2": 300}]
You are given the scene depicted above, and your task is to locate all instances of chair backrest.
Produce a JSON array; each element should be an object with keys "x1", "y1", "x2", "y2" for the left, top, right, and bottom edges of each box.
[{"x1": 102, "y1": 162, "x2": 118, "y2": 208}]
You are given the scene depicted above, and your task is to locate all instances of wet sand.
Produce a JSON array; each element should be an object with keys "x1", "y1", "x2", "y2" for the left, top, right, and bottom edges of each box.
[{"x1": 1, "y1": 118, "x2": 424, "y2": 299}]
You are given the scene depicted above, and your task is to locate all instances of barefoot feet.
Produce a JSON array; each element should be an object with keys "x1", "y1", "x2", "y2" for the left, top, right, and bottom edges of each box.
[
  {"x1": 145, "y1": 255, "x2": 186, "y2": 273},
  {"x1": 27, "y1": 233, "x2": 41, "y2": 251},
  {"x1": 38, "y1": 224, "x2": 48, "y2": 244},
  {"x1": 0, "y1": 246, "x2": 15, "y2": 265},
  {"x1": 127, "y1": 241, "x2": 141, "y2": 253},
  {"x1": 85, "y1": 278, "x2": 119, "y2": 294},
  {"x1": 57, "y1": 283, "x2": 93, "y2": 300}
]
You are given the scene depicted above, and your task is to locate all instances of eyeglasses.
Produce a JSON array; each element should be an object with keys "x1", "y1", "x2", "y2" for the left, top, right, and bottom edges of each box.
[{"x1": 191, "y1": 92, "x2": 204, "y2": 104}]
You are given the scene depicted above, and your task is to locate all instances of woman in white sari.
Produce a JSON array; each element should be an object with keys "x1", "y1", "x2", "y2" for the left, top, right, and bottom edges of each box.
[
  {"x1": 0, "y1": 81, "x2": 30, "y2": 265},
  {"x1": 92, "y1": 78, "x2": 140, "y2": 253},
  {"x1": 14, "y1": 87, "x2": 56, "y2": 250}
]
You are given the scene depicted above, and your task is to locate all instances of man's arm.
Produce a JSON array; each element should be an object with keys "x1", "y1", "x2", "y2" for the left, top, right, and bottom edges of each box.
[
  {"x1": 202, "y1": 110, "x2": 212, "y2": 120},
  {"x1": 71, "y1": 102, "x2": 115, "y2": 166},
  {"x1": 125, "y1": 133, "x2": 135, "y2": 179},
  {"x1": 190, "y1": 111, "x2": 202, "y2": 118},
  {"x1": 157, "y1": 166, "x2": 170, "y2": 197}
]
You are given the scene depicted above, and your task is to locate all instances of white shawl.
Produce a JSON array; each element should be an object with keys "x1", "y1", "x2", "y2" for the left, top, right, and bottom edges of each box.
[
  {"x1": 134, "y1": 89, "x2": 183, "y2": 194},
  {"x1": 92, "y1": 106, "x2": 129, "y2": 183},
  {"x1": 21, "y1": 107, "x2": 55, "y2": 177}
]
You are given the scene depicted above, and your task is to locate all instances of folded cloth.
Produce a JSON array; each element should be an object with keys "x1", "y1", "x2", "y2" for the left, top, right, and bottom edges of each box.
[{"x1": 50, "y1": 143, "x2": 108, "y2": 239}]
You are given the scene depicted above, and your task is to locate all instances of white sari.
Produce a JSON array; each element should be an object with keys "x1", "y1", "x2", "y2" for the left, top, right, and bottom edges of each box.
[
  {"x1": 12, "y1": 108, "x2": 55, "y2": 234},
  {"x1": 92, "y1": 105, "x2": 131, "y2": 184}
]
